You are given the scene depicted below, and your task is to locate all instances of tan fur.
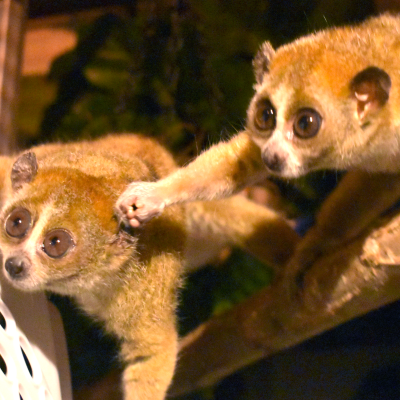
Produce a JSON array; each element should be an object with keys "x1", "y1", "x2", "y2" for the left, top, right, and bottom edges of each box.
[
  {"x1": 247, "y1": 13, "x2": 400, "y2": 175},
  {"x1": 0, "y1": 134, "x2": 297, "y2": 399},
  {"x1": 116, "y1": 14, "x2": 400, "y2": 287}
]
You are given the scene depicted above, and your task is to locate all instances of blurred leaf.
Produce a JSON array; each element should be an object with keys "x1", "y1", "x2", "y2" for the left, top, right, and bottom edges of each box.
[{"x1": 212, "y1": 250, "x2": 274, "y2": 315}]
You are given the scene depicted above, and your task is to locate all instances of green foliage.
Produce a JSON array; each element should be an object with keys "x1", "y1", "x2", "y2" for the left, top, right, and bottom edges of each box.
[
  {"x1": 37, "y1": 3, "x2": 265, "y2": 152},
  {"x1": 178, "y1": 250, "x2": 274, "y2": 337}
]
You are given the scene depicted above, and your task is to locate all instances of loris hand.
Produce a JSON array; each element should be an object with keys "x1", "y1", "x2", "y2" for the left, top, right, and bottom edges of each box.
[
  {"x1": 116, "y1": 182, "x2": 166, "y2": 228},
  {"x1": 285, "y1": 232, "x2": 331, "y2": 289}
]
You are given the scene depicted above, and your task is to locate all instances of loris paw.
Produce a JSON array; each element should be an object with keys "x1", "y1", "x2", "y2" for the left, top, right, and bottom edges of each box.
[
  {"x1": 115, "y1": 182, "x2": 166, "y2": 228},
  {"x1": 291, "y1": 248, "x2": 322, "y2": 286},
  {"x1": 283, "y1": 239, "x2": 326, "y2": 298}
]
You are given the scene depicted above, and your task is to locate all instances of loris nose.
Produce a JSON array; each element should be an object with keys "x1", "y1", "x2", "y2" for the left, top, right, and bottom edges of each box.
[
  {"x1": 5, "y1": 257, "x2": 29, "y2": 279},
  {"x1": 262, "y1": 152, "x2": 284, "y2": 173}
]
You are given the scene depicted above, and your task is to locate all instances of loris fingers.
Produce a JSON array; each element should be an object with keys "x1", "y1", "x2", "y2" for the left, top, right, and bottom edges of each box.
[{"x1": 116, "y1": 181, "x2": 166, "y2": 227}]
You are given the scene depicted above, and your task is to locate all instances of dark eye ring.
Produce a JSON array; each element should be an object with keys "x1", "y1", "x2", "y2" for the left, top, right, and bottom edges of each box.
[
  {"x1": 5, "y1": 207, "x2": 32, "y2": 238},
  {"x1": 254, "y1": 99, "x2": 276, "y2": 132},
  {"x1": 42, "y1": 229, "x2": 75, "y2": 259},
  {"x1": 293, "y1": 108, "x2": 322, "y2": 139}
]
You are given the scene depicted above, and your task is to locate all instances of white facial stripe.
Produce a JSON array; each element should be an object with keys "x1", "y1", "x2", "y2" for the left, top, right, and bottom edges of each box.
[
  {"x1": 2, "y1": 200, "x2": 61, "y2": 290},
  {"x1": 0, "y1": 200, "x2": 56, "y2": 289},
  {"x1": 0, "y1": 200, "x2": 58, "y2": 260},
  {"x1": 23, "y1": 200, "x2": 58, "y2": 259},
  {"x1": 250, "y1": 77, "x2": 331, "y2": 177}
]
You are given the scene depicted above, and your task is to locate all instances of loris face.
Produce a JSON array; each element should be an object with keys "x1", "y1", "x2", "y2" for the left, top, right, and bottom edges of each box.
[
  {"x1": 246, "y1": 17, "x2": 397, "y2": 177},
  {"x1": 0, "y1": 202, "x2": 78, "y2": 292},
  {"x1": 0, "y1": 153, "x2": 131, "y2": 295}
]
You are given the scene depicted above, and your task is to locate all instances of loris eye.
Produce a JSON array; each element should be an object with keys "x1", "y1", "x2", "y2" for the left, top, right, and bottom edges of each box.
[
  {"x1": 5, "y1": 208, "x2": 32, "y2": 238},
  {"x1": 42, "y1": 229, "x2": 74, "y2": 258},
  {"x1": 293, "y1": 108, "x2": 322, "y2": 138},
  {"x1": 254, "y1": 100, "x2": 276, "y2": 132}
]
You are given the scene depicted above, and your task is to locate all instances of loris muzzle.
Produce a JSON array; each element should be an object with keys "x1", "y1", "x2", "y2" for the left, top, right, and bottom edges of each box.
[{"x1": 246, "y1": 14, "x2": 399, "y2": 177}]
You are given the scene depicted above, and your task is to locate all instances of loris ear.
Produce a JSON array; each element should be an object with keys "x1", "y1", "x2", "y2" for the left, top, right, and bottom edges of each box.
[
  {"x1": 11, "y1": 152, "x2": 38, "y2": 191},
  {"x1": 253, "y1": 41, "x2": 275, "y2": 85},
  {"x1": 349, "y1": 66, "x2": 391, "y2": 123}
]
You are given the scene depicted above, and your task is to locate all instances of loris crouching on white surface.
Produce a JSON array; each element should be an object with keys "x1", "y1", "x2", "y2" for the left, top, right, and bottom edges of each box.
[{"x1": 0, "y1": 134, "x2": 297, "y2": 399}]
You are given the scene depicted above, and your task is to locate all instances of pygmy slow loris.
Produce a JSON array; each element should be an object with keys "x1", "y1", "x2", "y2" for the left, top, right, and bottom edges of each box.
[
  {"x1": 0, "y1": 134, "x2": 297, "y2": 399},
  {"x1": 116, "y1": 14, "x2": 400, "y2": 285}
]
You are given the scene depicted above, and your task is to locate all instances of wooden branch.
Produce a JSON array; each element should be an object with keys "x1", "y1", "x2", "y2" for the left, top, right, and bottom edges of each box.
[{"x1": 169, "y1": 210, "x2": 400, "y2": 397}]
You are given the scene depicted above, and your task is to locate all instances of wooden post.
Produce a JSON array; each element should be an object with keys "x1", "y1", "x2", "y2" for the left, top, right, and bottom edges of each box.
[{"x1": 0, "y1": 0, "x2": 28, "y2": 154}]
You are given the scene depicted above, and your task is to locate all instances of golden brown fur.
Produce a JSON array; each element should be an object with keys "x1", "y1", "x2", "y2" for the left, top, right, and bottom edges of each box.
[
  {"x1": 116, "y1": 14, "x2": 400, "y2": 287},
  {"x1": 0, "y1": 134, "x2": 297, "y2": 399}
]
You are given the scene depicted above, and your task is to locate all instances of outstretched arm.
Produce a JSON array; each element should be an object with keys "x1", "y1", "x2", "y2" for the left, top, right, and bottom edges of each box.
[{"x1": 116, "y1": 131, "x2": 267, "y2": 227}]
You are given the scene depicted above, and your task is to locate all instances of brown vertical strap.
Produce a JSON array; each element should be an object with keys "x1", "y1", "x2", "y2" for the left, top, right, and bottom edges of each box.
[{"x1": 0, "y1": 0, "x2": 28, "y2": 154}]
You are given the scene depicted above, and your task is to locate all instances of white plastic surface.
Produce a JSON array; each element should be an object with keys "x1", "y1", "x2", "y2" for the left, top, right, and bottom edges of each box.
[{"x1": 0, "y1": 277, "x2": 72, "y2": 400}]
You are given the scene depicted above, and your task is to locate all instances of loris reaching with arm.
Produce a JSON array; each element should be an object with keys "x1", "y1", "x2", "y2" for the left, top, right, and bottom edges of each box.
[
  {"x1": 0, "y1": 134, "x2": 297, "y2": 400},
  {"x1": 116, "y1": 13, "x2": 400, "y2": 280},
  {"x1": 117, "y1": 131, "x2": 268, "y2": 227}
]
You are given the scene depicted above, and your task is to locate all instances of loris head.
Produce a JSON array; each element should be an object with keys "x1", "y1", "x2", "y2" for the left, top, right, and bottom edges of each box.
[
  {"x1": 0, "y1": 152, "x2": 135, "y2": 295},
  {"x1": 246, "y1": 18, "x2": 396, "y2": 177}
]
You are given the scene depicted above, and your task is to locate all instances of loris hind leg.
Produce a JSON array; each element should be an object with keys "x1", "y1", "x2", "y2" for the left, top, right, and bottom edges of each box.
[
  {"x1": 184, "y1": 195, "x2": 299, "y2": 274},
  {"x1": 287, "y1": 170, "x2": 400, "y2": 291}
]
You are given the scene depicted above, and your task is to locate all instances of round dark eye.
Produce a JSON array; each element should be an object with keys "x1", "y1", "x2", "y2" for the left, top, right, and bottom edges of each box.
[
  {"x1": 293, "y1": 108, "x2": 322, "y2": 138},
  {"x1": 254, "y1": 100, "x2": 276, "y2": 132},
  {"x1": 42, "y1": 229, "x2": 74, "y2": 259},
  {"x1": 5, "y1": 208, "x2": 32, "y2": 238}
]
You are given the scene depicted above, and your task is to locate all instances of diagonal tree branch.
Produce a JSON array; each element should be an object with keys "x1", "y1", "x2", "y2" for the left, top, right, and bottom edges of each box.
[{"x1": 169, "y1": 210, "x2": 400, "y2": 397}]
